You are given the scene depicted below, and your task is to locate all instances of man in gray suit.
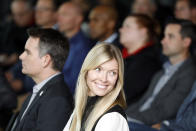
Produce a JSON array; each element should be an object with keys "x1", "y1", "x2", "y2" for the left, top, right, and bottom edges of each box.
[{"x1": 126, "y1": 19, "x2": 196, "y2": 126}]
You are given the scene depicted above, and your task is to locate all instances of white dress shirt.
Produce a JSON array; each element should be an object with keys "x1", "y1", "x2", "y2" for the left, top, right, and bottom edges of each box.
[{"x1": 96, "y1": 33, "x2": 118, "y2": 44}]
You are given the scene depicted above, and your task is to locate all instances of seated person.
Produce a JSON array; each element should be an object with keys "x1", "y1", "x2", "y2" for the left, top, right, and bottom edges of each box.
[
  {"x1": 58, "y1": 2, "x2": 93, "y2": 94},
  {"x1": 0, "y1": 68, "x2": 17, "y2": 130},
  {"x1": 63, "y1": 43, "x2": 129, "y2": 131},
  {"x1": 119, "y1": 14, "x2": 162, "y2": 105},
  {"x1": 129, "y1": 80, "x2": 196, "y2": 131},
  {"x1": 126, "y1": 19, "x2": 196, "y2": 125},
  {"x1": 88, "y1": 5, "x2": 122, "y2": 49},
  {"x1": 0, "y1": 0, "x2": 35, "y2": 70}
]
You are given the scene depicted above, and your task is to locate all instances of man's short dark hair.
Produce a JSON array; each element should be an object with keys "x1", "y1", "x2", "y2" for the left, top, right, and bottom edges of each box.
[
  {"x1": 27, "y1": 27, "x2": 69, "y2": 71},
  {"x1": 41, "y1": 0, "x2": 65, "y2": 11},
  {"x1": 52, "y1": 0, "x2": 65, "y2": 10},
  {"x1": 166, "y1": 19, "x2": 196, "y2": 54}
]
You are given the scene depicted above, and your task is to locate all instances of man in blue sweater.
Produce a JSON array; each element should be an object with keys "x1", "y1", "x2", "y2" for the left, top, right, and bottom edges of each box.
[{"x1": 58, "y1": 1, "x2": 93, "y2": 94}]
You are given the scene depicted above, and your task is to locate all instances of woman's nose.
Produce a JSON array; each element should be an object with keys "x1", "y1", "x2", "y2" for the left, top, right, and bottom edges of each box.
[{"x1": 100, "y1": 72, "x2": 107, "y2": 82}]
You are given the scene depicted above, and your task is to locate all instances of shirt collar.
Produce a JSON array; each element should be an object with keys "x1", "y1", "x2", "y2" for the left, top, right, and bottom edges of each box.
[
  {"x1": 96, "y1": 33, "x2": 118, "y2": 44},
  {"x1": 163, "y1": 60, "x2": 184, "y2": 74}
]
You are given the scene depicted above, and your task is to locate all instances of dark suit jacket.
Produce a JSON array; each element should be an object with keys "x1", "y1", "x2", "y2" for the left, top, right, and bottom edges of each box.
[
  {"x1": 126, "y1": 58, "x2": 196, "y2": 125},
  {"x1": 161, "y1": 81, "x2": 196, "y2": 131},
  {"x1": 8, "y1": 74, "x2": 73, "y2": 131}
]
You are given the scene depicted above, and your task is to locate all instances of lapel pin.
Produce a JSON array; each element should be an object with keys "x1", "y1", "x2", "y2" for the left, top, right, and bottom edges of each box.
[{"x1": 39, "y1": 91, "x2": 44, "y2": 96}]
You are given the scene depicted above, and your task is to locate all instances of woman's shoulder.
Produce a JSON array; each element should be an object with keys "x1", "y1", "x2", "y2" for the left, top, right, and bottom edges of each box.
[
  {"x1": 106, "y1": 105, "x2": 127, "y2": 119},
  {"x1": 95, "y1": 112, "x2": 129, "y2": 131},
  {"x1": 93, "y1": 105, "x2": 129, "y2": 131}
]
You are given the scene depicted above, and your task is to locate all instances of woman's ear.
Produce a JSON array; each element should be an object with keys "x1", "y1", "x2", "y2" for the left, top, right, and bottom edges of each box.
[{"x1": 85, "y1": 71, "x2": 88, "y2": 80}]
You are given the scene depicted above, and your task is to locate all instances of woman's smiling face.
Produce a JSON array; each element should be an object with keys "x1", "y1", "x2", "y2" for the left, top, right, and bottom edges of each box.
[{"x1": 87, "y1": 58, "x2": 118, "y2": 96}]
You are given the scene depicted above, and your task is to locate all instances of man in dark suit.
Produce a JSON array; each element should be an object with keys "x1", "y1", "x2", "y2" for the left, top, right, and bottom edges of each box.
[
  {"x1": 161, "y1": 80, "x2": 196, "y2": 130},
  {"x1": 126, "y1": 19, "x2": 196, "y2": 126},
  {"x1": 7, "y1": 28, "x2": 73, "y2": 131},
  {"x1": 128, "y1": 80, "x2": 196, "y2": 131}
]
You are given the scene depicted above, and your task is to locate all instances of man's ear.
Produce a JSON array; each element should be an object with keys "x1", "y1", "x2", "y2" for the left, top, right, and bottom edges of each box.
[
  {"x1": 108, "y1": 20, "x2": 115, "y2": 30},
  {"x1": 77, "y1": 15, "x2": 84, "y2": 25},
  {"x1": 183, "y1": 37, "x2": 191, "y2": 48},
  {"x1": 41, "y1": 54, "x2": 51, "y2": 68},
  {"x1": 53, "y1": 12, "x2": 58, "y2": 20},
  {"x1": 140, "y1": 28, "x2": 148, "y2": 38}
]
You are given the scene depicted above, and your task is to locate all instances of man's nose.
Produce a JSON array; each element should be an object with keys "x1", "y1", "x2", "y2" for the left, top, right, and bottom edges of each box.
[
  {"x1": 19, "y1": 52, "x2": 24, "y2": 60},
  {"x1": 161, "y1": 38, "x2": 166, "y2": 45}
]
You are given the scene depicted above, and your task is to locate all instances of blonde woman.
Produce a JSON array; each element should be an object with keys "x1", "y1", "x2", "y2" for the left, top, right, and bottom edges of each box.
[{"x1": 63, "y1": 43, "x2": 129, "y2": 131}]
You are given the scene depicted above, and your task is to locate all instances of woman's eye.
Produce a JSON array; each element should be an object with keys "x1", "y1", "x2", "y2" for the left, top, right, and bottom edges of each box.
[
  {"x1": 109, "y1": 71, "x2": 117, "y2": 76},
  {"x1": 95, "y1": 67, "x2": 101, "y2": 71}
]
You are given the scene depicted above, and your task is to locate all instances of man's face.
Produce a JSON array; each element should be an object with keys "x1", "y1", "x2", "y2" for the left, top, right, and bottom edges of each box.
[
  {"x1": 19, "y1": 37, "x2": 43, "y2": 78},
  {"x1": 11, "y1": 1, "x2": 33, "y2": 27},
  {"x1": 161, "y1": 24, "x2": 187, "y2": 58},
  {"x1": 89, "y1": 8, "x2": 111, "y2": 41},
  {"x1": 132, "y1": 0, "x2": 155, "y2": 17},
  {"x1": 57, "y1": 3, "x2": 79, "y2": 33},
  {"x1": 175, "y1": 0, "x2": 191, "y2": 20},
  {"x1": 35, "y1": 0, "x2": 56, "y2": 27}
]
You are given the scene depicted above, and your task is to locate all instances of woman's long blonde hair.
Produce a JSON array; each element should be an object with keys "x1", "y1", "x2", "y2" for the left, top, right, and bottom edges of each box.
[{"x1": 69, "y1": 43, "x2": 126, "y2": 131}]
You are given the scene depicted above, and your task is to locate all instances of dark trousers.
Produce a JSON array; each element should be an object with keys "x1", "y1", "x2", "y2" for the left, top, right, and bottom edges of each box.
[{"x1": 128, "y1": 121, "x2": 159, "y2": 131}]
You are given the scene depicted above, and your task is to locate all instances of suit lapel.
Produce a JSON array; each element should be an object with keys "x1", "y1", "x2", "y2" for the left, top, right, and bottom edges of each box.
[
  {"x1": 156, "y1": 58, "x2": 192, "y2": 99},
  {"x1": 146, "y1": 71, "x2": 164, "y2": 97},
  {"x1": 17, "y1": 94, "x2": 32, "y2": 121},
  {"x1": 26, "y1": 87, "x2": 46, "y2": 111},
  {"x1": 13, "y1": 94, "x2": 32, "y2": 130},
  {"x1": 19, "y1": 74, "x2": 61, "y2": 123},
  {"x1": 19, "y1": 85, "x2": 47, "y2": 123},
  {"x1": 16, "y1": 74, "x2": 62, "y2": 129}
]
